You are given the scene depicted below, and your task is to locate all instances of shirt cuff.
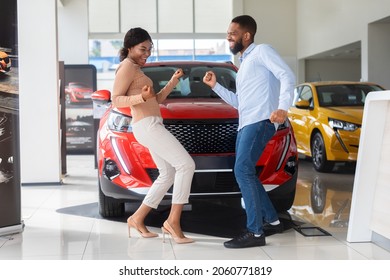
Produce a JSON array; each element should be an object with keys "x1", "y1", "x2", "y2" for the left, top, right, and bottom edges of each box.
[{"x1": 134, "y1": 94, "x2": 145, "y2": 104}]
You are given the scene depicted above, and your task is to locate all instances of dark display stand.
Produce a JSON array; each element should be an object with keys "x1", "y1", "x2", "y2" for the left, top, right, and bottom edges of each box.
[
  {"x1": 0, "y1": 0, "x2": 23, "y2": 236},
  {"x1": 63, "y1": 65, "x2": 97, "y2": 156},
  {"x1": 0, "y1": 91, "x2": 23, "y2": 236}
]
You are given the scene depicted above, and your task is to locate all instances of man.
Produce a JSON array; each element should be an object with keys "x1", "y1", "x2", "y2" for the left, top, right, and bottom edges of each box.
[{"x1": 203, "y1": 15, "x2": 295, "y2": 248}]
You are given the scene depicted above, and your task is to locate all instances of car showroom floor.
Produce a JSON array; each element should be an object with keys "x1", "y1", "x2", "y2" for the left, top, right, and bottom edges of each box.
[{"x1": 1, "y1": 155, "x2": 390, "y2": 260}]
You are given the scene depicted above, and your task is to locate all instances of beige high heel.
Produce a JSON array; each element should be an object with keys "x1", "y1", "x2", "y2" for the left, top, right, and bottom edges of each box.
[
  {"x1": 127, "y1": 216, "x2": 158, "y2": 238},
  {"x1": 161, "y1": 221, "x2": 194, "y2": 244}
]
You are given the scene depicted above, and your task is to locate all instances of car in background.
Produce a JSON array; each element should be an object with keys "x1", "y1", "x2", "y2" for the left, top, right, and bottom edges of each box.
[
  {"x1": 288, "y1": 81, "x2": 384, "y2": 172},
  {"x1": 64, "y1": 82, "x2": 93, "y2": 105},
  {"x1": 92, "y1": 61, "x2": 298, "y2": 218},
  {"x1": 0, "y1": 51, "x2": 11, "y2": 73}
]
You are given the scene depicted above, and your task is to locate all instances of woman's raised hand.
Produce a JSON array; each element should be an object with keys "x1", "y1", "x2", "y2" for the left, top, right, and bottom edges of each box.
[{"x1": 173, "y1": 68, "x2": 184, "y2": 80}]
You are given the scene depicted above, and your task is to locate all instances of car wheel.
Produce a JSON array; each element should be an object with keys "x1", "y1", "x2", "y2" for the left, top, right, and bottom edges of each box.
[
  {"x1": 98, "y1": 180, "x2": 125, "y2": 217},
  {"x1": 311, "y1": 132, "x2": 334, "y2": 172},
  {"x1": 65, "y1": 94, "x2": 71, "y2": 105},
  {"x1": 271, "y1": 189, "x2": 296, "y2": 212}
]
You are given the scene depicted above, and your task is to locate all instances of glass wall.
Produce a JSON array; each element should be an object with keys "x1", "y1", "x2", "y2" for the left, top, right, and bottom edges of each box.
[
  {"x1": 89, "y1": 38, "x2": 231, "y2": 72},
  {"x1": 88, "y1": 0, "x2": 233, "y2": 90}
]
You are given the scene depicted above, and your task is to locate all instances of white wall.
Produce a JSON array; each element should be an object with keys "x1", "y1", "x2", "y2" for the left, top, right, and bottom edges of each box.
[
  {"x1": 18, "y1": 0, "x2": 61, "y2": 184},
  {"x1": 368, "y1": 22, "x2": 390, "y2": 89},
  {"x1": 237, "y1": 0, "x2": 297, "y2": 73},
  {"x1": 57, "y1": 0, "x2": 89, "y2": 64},
  {"x1": 243, "y1": 0, "x2": 296, "y2": 57},
  {"x1": 296, "y1": 0, "x2": 390, "y2": 59},
  {"x1": 305, "y1": 59, "x2": 361, "y2": 82}
]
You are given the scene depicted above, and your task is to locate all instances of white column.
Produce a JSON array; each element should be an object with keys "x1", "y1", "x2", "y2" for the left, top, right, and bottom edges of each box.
[
  {"x1": 17, "y1": 0, "x2": 61, "y2": 184},
  {"x1": 57, "y1": 0, "x2": 89, "y2": 64}
]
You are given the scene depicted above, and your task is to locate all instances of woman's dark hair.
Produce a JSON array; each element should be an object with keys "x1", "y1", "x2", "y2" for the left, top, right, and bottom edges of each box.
[
  {"x1": 231, "y1": 15, "x2": 257, "y2": 41},
  {"x1": 119, "y1": 27, "x2": 153, "y2": 61}
]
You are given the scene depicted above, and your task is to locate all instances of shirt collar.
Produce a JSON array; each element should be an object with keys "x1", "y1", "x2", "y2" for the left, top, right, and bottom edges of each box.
[{"x1": 239, "y1": 43, "x2": 256, "y2": 63}]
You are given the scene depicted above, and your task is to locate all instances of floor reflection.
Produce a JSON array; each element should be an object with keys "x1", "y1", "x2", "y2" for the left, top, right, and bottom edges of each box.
[
  {"x1": 55, "y1": 156, "x2": 357, "y2": 237},
  {"x1": 290, "y1": 158, "x2": 356, "y2": 230}
]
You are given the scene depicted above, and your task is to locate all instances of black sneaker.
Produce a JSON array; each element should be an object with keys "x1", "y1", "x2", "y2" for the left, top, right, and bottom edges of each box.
[
  {"x1": 224, "y1": 232, "x2": 266, "y2": 249},
  {"x1": 263, "y1": 222, "x2": 284, "y2": 236}
]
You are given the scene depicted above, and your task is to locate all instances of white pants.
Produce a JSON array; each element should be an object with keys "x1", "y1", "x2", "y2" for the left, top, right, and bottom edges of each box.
[{"x1": 132, "y1": 116, "x2": 195, "y2": 208}]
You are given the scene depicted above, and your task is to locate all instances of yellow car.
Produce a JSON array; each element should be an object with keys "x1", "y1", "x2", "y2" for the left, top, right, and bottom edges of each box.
[{"x1": 288, "y1": 81, "x2": 384, "y2": 172}]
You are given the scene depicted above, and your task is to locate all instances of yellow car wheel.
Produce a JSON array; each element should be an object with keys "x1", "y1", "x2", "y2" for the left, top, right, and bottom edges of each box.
[{"x1": 311, "y1": 132, "x2": 334, "y2": 172}]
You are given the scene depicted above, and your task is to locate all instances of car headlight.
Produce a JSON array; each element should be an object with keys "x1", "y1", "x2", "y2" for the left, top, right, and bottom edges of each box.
[
  {"x1": 328, "y1": 118, "x2": 359, "y2": 131},
  {"x1": 107, "y1": 111, "x2": 132, "y2": 132}
]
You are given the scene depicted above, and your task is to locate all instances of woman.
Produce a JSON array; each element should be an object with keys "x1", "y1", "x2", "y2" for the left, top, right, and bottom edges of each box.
[{"x1": 112, "y1": 27, "x2": 195, "y2": 244}]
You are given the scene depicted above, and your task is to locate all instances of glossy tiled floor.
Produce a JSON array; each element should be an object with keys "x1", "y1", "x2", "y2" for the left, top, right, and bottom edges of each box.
[{"x1": 1, "y1": 155, "x2": 390, "y2": 260}]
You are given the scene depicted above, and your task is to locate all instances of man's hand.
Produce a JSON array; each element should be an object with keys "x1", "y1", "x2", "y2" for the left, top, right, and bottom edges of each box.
[
  {"x1": 141, "y1": 85, "x2": 156, "y2": 100},
  {"x1": 203, "y1": 71, "x2": 217, "y2": 88},
  {"x1": 270, "y1": 109, "x2": 288, "y2": 124}
]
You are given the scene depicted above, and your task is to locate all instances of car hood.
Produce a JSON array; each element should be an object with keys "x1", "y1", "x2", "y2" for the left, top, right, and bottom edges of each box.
[
  {"x1": 322, "y1": 106, "x2": 363, "y2": 124},
  {"x1": 115, "y1": 98, "x2": 238, "y2": 119},
  {"x1": 159, "y1": 99, "x2": 238, "y2": 119}
]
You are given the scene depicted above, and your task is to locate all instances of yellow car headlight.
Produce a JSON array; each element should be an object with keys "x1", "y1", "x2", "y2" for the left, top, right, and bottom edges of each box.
[{"x1": 328, "y1": 118, "x2": 359, "y2": 131}]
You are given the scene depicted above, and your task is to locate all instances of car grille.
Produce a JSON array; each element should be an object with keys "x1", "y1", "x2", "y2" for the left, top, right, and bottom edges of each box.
[
  {"x1": 163, "y1": 119, "x2": 238, "y2": 154},
  {"x1": 145, "y1": 166, "x2": 262, "y2": 195},
  {"x1": 146, "y1": 168, "x2": 241, "y2": 193}
]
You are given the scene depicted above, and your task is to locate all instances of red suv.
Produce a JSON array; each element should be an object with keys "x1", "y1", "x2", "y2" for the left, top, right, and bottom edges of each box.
[
  {"x1": 64, "y1": 82, "x2": 93, "y2": 105},
  {"x1": 92, "y1": 61, "x2": 298, "y2": 217}
]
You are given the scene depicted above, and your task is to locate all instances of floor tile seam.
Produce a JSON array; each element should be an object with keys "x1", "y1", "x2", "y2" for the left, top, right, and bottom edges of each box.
[
  {"x1": 268, "y1": 243, "x2": 367, "y2": 252},
  {"x1": 264, "y1": 236, "x2": 343, "y2": 247},
  {"x1": 341, "y1": 242, "x2": 374, "y2": 260},
  {"x1": 0, "y1": 235, "x2": 13, "y2": 248},
  {"x1": 265, "y1": 241, "x2": 348, "y2": 248},
  {"x1": 0, "y1": 252, "x2": 84, "y2": 259},
  {"x1": 165, "y1": 238, "x2": 179, "y2": 259},
  {"x1": 81, "y1": 219, "x2": 96, "y2": 260},
  {"x1": 21, "y1": 187, "x2": 60, "y2": 218},
  {"x1": 258, "y1": 247, "x2": 273, "y2": 260}
]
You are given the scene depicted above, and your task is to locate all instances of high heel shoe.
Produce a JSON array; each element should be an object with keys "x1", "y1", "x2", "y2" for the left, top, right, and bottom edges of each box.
[
  {"x1": 127, "y1": 216, "x2": 158, "y2": 238},
  {"x1": 161, "y1": 221, "x2": 194, "y2": 244}
]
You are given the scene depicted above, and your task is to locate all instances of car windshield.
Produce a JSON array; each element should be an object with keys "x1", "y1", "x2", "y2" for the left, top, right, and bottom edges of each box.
[
  {"x1": 316, "y1": 84, "x2": 383, "y2": 107},
  {"x1": 142, "y1": 64, "x2": 237, "y2": 98}
]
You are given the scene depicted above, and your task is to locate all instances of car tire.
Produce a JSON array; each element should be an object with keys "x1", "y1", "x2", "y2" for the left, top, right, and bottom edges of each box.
[
  {"x1": 65, "y1": 94, "x2": 71, "y2": 105},
  {"x1": 98, "y1": 180, "x2": 125, "y2": 217},
  {"x1": 311, "y1": 132, "x2": 334, "y2": 172},
  {"x1": 271, "y1": 189, "x2": 296, "y2": 212}
]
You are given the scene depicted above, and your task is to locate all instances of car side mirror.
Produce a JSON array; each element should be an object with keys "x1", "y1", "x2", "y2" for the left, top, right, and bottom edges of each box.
[
  {"x1": 92, "y1": 89, "x2": 111, "y2": 105},
  {"x1": 295, "y1": 99, "x2": 310, "y2": 109}
]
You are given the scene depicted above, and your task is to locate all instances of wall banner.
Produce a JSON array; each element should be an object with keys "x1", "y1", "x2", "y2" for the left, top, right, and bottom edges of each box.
[{"x1": 63, "y1": 65, "x2": 97, "y2": 155}]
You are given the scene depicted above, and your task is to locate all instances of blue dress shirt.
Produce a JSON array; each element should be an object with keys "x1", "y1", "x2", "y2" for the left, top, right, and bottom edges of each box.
[{"x1": 213, "y1": 43, "x2": 296, "y2": 130}]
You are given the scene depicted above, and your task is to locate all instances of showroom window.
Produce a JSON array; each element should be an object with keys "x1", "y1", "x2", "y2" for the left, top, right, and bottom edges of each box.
[
  {"x1": 89, "y1": 38, "x2": 231, "y2": 72},
  {"x1": 88, "y1": 0, "x2": 233, "y2": 72}
]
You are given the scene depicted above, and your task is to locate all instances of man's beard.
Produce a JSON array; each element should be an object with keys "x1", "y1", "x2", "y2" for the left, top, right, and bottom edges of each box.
[{"x1": 229, "y1": 40, "x2": 244, "y2": 55}]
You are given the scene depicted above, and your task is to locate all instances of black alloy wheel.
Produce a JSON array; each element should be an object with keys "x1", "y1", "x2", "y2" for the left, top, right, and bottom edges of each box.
[{"x1": 311, "y1": 132, "x2": 334, "y2": 172}]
